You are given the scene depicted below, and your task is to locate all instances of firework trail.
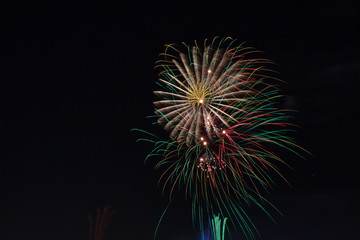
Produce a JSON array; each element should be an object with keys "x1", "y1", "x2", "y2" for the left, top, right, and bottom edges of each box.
[
  {"x1": 88, "y1": 205, "x2": 116, "y2": 240},
  {"x1": 133, "y1": 36, "x2": 307, "y2": 239},
  {"x1": 199, "y1": 215, "x2": 227, "y2": 240}
]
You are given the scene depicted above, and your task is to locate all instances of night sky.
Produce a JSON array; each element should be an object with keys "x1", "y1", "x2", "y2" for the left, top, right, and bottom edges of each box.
[{"x1": 3, "y1": 1, "x2": 360, "y2": 239}]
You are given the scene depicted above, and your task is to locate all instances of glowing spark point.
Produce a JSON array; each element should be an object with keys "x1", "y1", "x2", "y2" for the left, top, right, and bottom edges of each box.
[
  {"x1": 199, "y1": 99, "x2": 204, "y2": 104},
  {"x1": 207, "y1": 69, "x2": 211, "y2": 73},
  {"x1": 222, "y1": 130, "x2": 226, "y2": 134},
  {"x1": 203, "y1": 142, "x2": 207, "y2": 146},
  {"x1": 200, "y1": 137, "x2": 204, "y2": 141}
]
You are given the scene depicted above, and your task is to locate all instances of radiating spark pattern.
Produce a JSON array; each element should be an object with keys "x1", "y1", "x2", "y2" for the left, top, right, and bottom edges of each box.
[{"x1": 133, "y1": 37, "x2": 307, "y2": 239}]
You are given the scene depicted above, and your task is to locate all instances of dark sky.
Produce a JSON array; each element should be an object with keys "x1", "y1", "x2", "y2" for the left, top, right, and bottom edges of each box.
[{"x1": 3, "y1": 1, "x2": 360, "y2": 239}]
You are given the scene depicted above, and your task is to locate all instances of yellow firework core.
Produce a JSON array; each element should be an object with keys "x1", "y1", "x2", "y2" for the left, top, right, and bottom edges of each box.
[{"x1": 187, "y1": 81, "x2": 212, "y2": 107}]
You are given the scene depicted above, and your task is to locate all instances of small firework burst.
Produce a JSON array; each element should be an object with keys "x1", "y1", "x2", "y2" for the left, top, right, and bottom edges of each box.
[{"x1": 197, "y1": 154, "x2": 226, "y2": 177}]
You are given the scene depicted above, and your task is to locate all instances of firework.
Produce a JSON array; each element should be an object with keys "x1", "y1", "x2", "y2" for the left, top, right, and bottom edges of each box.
[
  {"x1": 199, "y1": 215, "x2": 227, "y2": 240},
  {"x1": 88, "y1": 205, "x2": 116, "y2": 240},
  {"x1": 134, "y1": 37, "x2": 306, "y2": 239}
]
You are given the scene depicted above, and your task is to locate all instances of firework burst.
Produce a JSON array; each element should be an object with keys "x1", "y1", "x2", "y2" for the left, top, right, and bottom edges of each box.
[{"x1": 133, "y1": 36, "x2": 307, "y2": 239}]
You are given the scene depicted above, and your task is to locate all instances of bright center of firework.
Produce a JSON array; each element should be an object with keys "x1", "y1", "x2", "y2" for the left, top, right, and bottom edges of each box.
[{"x1": 186, "y1": 77, "x2": 214, "y2": 108}]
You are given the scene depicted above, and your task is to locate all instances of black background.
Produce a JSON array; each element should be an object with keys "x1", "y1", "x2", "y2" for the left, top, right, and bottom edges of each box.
[{"x1": 3, "y1": 0, "x2": 360, "y2": 239}]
